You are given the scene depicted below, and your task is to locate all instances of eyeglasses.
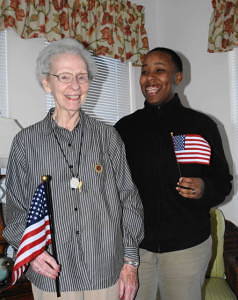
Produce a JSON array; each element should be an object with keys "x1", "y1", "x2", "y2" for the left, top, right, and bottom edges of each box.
[{"x1": 44, "y1": 72, "x2": 89, "y2": 84}]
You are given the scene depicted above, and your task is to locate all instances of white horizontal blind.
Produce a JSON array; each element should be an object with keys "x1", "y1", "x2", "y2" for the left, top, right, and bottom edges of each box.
[
  {"x1": 83, "y1": 55, "x2": 131, "y2": 125},
  {"x1": 228, "y1": 49, "x2": 238, "y2": 221},
  {"x1": 229, "y1": 49, "x2": 238, "y2": 151},
  {"x1": 0, "y1": 30, "x2": 8, "y2": 117},
  {"x1": 45, "y1": 48, "x2": 131, "y2": 125},
  {"x1": 229, "y1": 49, "x2": 238, "y2": 129},
  {"x1": 228, "y1": 49, "x2": 238, "y2": 183}
]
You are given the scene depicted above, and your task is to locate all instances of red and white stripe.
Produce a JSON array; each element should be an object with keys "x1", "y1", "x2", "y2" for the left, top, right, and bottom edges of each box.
[
  {"x1": 176, "y1": 134, "x2": 211, "y2": 165},
  {"x1": 11, "y1": 216, "x2": 51, "y2": 285}
]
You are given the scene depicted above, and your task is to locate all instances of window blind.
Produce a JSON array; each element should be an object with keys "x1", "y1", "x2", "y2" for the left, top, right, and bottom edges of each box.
[
  {"x1": 229, "y1": 49, "x2": 238, "y2": 127},
  {"x1": 228, "y1": 49, "x2": 238, "y2": 173},
  {"x1": 46, "y1": 51, "x2": 131, "y2": 125},
  {"x1": 83, "y1": 55, "x2": 131, "y2": 125},
  {"x1": 0, "y1": 30, "x2": 8, "y2": 117}
]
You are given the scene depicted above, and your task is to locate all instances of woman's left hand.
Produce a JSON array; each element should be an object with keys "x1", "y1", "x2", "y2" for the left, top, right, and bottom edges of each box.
[
  {"x1": 119, "y1": 263, "x2": 138, "y2": 300},
  {"x1": 176, "y1": 177, "x2": 205, "y2": 199}
]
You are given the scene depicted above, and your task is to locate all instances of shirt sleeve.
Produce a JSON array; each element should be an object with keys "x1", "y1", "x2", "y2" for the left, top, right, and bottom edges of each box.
[
  {"x1": 3, "y1": 133, "x2": 29, "y2": 249},
  {"x1": 195, "y1": 121, "x2": 233, "y2": 208},
  {"x1": 107, "y1": 127, "x2": 144, "y2": 262}
]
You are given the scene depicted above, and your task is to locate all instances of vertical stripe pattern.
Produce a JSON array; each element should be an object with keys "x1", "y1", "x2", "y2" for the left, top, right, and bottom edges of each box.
[{"x1": 3, "y1": 109, "x2": 144, "y2": 292}]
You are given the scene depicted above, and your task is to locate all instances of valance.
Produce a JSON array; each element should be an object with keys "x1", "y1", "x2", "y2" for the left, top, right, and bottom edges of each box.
[
  {"x1": 0, "y1": 0, "x2": 149, "y2": 65},
  {"x1": 208, "y1": 0, "x2": 238, "y2": 52}
]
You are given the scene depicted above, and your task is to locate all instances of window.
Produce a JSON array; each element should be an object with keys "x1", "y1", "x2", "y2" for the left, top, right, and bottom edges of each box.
[
  {"x1": 46, "y1": 47, "x2": 132, "y2": 125},
  {"x1": 0, "y1": 30, "x2": 8, "y2": 117},
  {"x1": 0, "y1": 36, "x2": 132, "y2": 126},
  {"x1": 83, "y1": 55, "x2": 131, "y2": 125},
  {"x1": 229, "y1": 49, "x2": 238, "y2": 130},
  {"x1": 228, "y1": 49, "x2": 238, "y2": 204},
  {"x1": 228, "y1": 49, "x2": 238, "y2": 161}
]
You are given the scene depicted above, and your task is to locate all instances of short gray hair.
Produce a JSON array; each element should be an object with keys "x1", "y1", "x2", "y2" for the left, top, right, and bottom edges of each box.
[{"x1": 36, "y1": 38, "x2": 97, "y2": 84}]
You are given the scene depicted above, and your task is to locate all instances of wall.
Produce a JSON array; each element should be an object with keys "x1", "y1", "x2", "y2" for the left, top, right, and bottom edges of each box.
[{"x1": 7, "y1": 31, "x2": 46, "y2": 127}]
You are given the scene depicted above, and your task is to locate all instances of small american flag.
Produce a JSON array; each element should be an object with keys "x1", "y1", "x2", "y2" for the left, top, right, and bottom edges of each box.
[
  {"x1": 172, "y1": 134, "x2": 211, "y2": 165},
  {"x1": 11, "y1": 183, "x2": 52, "y2": 285}
]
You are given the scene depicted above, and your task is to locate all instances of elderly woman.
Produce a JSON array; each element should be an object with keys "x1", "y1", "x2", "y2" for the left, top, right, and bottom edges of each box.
[{"x1": 3, "y1": 38, "x2": 144, "y2": 300}]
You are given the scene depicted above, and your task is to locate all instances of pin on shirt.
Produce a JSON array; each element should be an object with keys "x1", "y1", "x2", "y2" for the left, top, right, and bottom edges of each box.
[{"x1": 95, "y1": 164, "x2": 103, "y2": 173}]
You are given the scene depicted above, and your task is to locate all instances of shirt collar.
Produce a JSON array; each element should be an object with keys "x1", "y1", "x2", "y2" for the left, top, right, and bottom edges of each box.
[{"x1": 43, "y1": 108, "x2": 86, "y2": 134}]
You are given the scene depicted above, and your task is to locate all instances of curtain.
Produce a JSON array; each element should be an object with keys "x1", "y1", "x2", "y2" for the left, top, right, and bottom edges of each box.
[
  {"x1": 208, "y1": 0, "x2": 238, "y2": 52},
  {"x1": 0, "y1": 0, "x2": 149, "y2": 65}
]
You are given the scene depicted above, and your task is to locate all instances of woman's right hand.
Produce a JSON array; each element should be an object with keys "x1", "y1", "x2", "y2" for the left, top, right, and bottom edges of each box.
[{"x1": 30, "y1": 251, "x2": 60, "y2": 279}]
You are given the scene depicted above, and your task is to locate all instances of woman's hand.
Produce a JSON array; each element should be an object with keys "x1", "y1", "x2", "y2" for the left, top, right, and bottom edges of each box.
[
  {"x1": 30, "y1": 251, "x2": 60, "y2": 279},
  {"x1": 119, "y1": 263, "x2": 138, "y2": 300},
  {"x1": 176, "y1": 177, "x2": 205, "y2": 199}
]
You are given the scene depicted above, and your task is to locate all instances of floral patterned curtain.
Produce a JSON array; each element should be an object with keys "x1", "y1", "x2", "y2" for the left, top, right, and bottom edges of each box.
[
  {"x1": 208, "y1": 0, "x2": 238, "y2": 52},
  {"x1": 0, "y1": 0, "x2": 149, "y2": 65}
]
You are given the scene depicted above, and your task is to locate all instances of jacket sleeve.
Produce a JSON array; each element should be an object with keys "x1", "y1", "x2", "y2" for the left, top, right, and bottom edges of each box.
[
  {"x1": 196, "y1": 121, "x2": 232, "y2": 208},
  {"x1": 3, "y1": 133, "x2": 29, "y2": 249},
  {"x1": 107, "y1": 127, "x2": 144, "y2": 262}
]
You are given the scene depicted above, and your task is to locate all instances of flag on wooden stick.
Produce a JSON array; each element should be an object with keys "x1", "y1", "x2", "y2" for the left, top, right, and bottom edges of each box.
[
  {"x1": 11, "y1": 182, "x2": 52, "y2": 285},
  {"x1": 8, "y1": 176, "x2": 60, "y2": 297}
]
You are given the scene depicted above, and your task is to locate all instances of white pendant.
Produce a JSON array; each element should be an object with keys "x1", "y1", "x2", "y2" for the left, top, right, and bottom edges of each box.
[{"x1": 70, "y1": 177, "x2": 83, "y2": 191}]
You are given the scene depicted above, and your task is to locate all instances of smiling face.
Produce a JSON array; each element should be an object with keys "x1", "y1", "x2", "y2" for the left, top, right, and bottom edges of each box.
[
  {"x1": 42, "y1": 53, "x2": 89, "y2": 114},
  {"x1": 140, "y1": 51, "x2": 183, "y2": 105}
]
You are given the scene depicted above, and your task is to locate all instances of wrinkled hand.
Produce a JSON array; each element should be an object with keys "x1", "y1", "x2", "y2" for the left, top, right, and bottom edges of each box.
[
  {"x1": 176, "y1": 177, "x2": 205, "y2": 199},
  {"x1": 30, "y1": 251, "x2": 60, "y2": 279},
  {"x1": 119, "y1": 263, "x2": 138, "y2": 300}
]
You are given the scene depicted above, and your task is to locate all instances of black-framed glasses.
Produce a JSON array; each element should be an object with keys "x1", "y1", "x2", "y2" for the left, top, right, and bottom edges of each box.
[{"x1": 43, "y1": 72, "x2": 89, "y2": 84}]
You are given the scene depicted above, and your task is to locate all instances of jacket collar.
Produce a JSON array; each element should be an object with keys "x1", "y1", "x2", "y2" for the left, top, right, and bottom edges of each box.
[{"x1": 144, "y1": 93, "x2": 182, "y2": 113}]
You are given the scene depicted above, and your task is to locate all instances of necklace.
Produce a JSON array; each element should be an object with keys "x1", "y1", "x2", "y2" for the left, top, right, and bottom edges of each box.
[{"x1": 51, "y1": 120, "x2": 84, "y2": 191}]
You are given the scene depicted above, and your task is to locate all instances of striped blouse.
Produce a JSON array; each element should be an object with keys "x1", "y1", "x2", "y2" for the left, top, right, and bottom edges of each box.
[{"x1": 3, "y1": 109, "x2": 144, "y2": 292}]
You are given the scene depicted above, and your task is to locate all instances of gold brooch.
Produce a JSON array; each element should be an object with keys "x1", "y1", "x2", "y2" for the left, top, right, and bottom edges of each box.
[{"x1": 95, "y1": 164, "x2": 103, "y2": 173}]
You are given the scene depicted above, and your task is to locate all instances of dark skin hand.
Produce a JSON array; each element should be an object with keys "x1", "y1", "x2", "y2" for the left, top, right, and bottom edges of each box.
[{"x1": 176, "y1": 177, "x2": 205, "y2": 199}]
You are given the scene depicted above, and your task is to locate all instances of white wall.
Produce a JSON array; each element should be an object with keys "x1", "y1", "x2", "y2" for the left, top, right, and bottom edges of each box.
[
  {"x1": 136, "y1": 0, "x2": 238, "y2": 224},
  {"x1": 5, "y1": 0, "x2": 238, "y2": 224},
  {"x1": 7, "y1": 31, "x2": 46, "y2": 127}
]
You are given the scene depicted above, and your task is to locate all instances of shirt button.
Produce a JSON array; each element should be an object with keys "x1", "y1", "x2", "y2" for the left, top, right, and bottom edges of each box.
[
  {"x1": 76, "y1": 230, "x2": 80, "y2": 235},
  {"x1": 68, "y1": 143, "x2": 72, "y2": 147},
  {"x1": 69, "y1": 165, "x2": 73, "y2": 169},
  {"x1": 74, "y1": 207, "x2": 78, "y2": 211}
]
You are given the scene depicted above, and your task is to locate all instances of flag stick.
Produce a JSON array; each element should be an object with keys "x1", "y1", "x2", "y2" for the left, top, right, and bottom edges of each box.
[{"x1": 41, "y1": 175, "x2": 61, "y2": 298}]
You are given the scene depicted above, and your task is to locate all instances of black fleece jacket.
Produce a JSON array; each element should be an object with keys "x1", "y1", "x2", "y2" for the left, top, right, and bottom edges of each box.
[{"x1": 115, "y1": 94, "x2": 232, "y2": 253}]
